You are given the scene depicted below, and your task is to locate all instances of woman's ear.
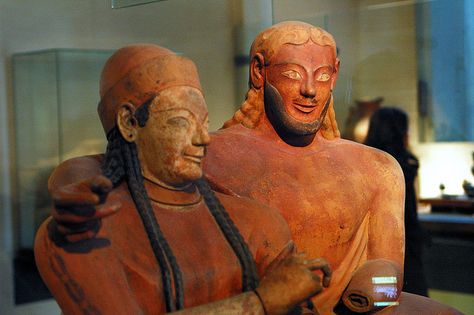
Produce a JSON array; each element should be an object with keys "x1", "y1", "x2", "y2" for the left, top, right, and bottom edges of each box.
[
  {"x1": 116, "y1": 103, "x2": 138, "y2": 143},
  {"x1": 250, "y1": 52, "x2": 265, "y2": 89}
]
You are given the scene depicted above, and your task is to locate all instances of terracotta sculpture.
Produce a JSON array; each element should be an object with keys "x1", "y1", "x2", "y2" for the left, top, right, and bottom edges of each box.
[
  {"x1": 42, "y1": 22, "x2": 462, "y2": 314},
  {"x1": 35, "y1": 44, "x2": 332, "y2": 315}
]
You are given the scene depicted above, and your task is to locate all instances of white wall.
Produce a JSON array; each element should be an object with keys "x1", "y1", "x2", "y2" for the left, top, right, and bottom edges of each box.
[
  {"x1": 415, "y1": 142, "x2": 474, "y2": 197},
  {"x1": 0, "y1": 4, "x2": 13, "y2": 256},
  {"x1": 0, "y1": 0, "x2": 240, "y2": 130},
  {"x1": 355, "y1": 0, "x2": 419, "y2": 142}
]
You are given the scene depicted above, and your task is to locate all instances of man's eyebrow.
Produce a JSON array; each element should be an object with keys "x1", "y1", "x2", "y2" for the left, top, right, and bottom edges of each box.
[
  {"x1": 272, "y1": 61, "x2": 334, "y2": 70},
  {"x1": 315, "y1": 65, "x2": 334, "y2": 71},
  {"x1": 273, "y1": 61, "x2": 304, "y2": 67}
]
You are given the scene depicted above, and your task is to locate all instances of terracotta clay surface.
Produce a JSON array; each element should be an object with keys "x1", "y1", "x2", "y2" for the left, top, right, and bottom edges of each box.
[
  {"x1": 37, "y1": 178, "x2": 292, "y2": 314},
  {"x1": 35, "y1": 44, "x2": 332, "y2": 315},
  {"x1": 43, "y1": 23, "x2": 463, "y2": 315},
  {"x1": 208, "y1": 21, "x2": 461, "y2": 315}
]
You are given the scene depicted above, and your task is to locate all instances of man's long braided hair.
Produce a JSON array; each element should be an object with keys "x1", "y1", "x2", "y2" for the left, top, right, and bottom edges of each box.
[{"x1": 101, "y1": 101, "x2": 259, "y2": 312}]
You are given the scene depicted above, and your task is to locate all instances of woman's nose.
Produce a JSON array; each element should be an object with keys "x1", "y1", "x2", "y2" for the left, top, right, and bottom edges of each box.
[{"x1": 192, "y1": 124, "x2": 210, "y2": 146}]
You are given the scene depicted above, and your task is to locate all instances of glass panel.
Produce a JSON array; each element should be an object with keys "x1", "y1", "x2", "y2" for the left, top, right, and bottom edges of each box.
[
  {"x1": 12, "y1": 49, "x2": 112, "y2": 253},
  {"x1": 13, "y1": 51, "x2": 60, "y2": 250},
  {"x1": 416, "y1": 0, "x2": 473, "y2": 142},
  {"x1": 57, "y1": 50, "x2": 111, "y2": 160},
  {"x1": 111, "y1": 0, "x2": 165, "y2": 9}
]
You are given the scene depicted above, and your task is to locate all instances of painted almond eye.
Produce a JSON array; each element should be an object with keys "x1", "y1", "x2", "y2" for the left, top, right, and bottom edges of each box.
[
  {"x1": 167, "y1": 116, "x2": 190, "y2": 128},
  {"x1": 282, "y1": 70, "x2": 302, "y2": 80},
  {"x1": 317, "y1": 73, "x2": 330, "y2": 82}
]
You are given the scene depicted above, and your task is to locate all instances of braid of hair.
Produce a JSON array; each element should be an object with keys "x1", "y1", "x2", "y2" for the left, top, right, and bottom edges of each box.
[
  {"x1": 123, "y1": 141, "x2": 185, "y2": 311},
  {"x1": 222, "y1": 88, "x2": 263, "y2": 129},
  {"x1": 195, "y1": 177, "x2": 259, "y2": 291},
  {"x1": 102, "y1": 129, "x2": 126, "y2": 185},
  {"x1": 101, "y1": 128, "x2": 184, "y2": 312}
]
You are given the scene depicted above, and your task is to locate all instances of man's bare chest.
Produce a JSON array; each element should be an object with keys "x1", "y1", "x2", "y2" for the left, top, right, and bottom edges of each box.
[{"x1": 209, "y1": 150, "x2": 372, "y2": 246}]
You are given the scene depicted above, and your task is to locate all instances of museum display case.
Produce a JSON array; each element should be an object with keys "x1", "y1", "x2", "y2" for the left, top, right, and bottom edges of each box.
[{"x1": 12, "y1": 49, "x2": 112, "y2": 250}]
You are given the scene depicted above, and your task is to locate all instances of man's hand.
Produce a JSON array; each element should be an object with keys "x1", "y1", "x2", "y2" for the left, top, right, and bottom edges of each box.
[
  {"x1": 51, "y1": 175, "x2": 120, "y2": 242},
  {"x1": 255, "y1": 243, "x2": 331, "y2": 315},
  {"x1": 341, "y1": 259, "x2": 402, "y2": 313}
]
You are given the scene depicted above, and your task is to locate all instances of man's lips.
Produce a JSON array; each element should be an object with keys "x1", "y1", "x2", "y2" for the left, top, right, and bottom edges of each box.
[{"x1": 293, "y1": 102, "x2": 317, "y2": 113}]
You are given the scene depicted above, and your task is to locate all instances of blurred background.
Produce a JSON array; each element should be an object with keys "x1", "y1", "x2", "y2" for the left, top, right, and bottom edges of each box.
[{"x1": 0, "y1": 0, "x2": 473, "y2": 314}]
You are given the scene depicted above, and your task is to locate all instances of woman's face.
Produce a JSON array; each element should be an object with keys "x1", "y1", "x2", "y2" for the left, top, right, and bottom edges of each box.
[{"x1": 135, "y1": 86, "x2": 210, "y2": 187}]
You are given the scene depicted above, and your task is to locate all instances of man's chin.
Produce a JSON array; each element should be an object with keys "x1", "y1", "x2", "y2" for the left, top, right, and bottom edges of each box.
[
  {"x1": 288, "y1": 112, "x2": 323, "y2": 127},
  {"x1": 284, "y1": 120, "x2": 322, "y2": 136},
  {"x1": 264, "y1": 80, "x2": 328, "y2": 138},
  {"x1": 282, "y1": 111, "x2": 322, "y2": 135}
]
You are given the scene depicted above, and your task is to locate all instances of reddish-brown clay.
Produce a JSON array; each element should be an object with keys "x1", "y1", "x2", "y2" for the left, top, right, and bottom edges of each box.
[
  {"x1": 209, "y1": 21, "x2": 461, "y2": 315},
  {"x1": 35, "y1": 44, "x2": 331, "y2": 315},
  {"x1": 42, "y1": 23, "x2": 463, "y2": 315}
]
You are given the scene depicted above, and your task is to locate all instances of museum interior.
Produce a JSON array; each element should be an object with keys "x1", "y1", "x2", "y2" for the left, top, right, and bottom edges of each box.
[{"x1": 0, "y1": 0, "x2": 473, "y2": 314}]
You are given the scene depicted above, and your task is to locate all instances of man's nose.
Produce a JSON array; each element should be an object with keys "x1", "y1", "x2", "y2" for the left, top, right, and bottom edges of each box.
[
  {"x1": 300, "y1": 76, "x2": 316, "y2": 98},
  {"x1": 192, "y1": 124, "x2": 211, "y2": 146}
]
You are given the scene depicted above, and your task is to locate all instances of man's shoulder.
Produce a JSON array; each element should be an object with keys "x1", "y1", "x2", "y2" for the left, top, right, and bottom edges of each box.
[
  {"x1": 206, "y1": 125, "x2": 265, "y2": 169},
  {"x1": 215, "y1": 191, "x2": 288, "y2": 230},
  {"x1": 328, "y1": 138, "x2": 401, "y2": 166},
  {"x1": 210, "y1": 124, "x2": 258, "y2": 145},
  {"x1": 48, "y1": 154, "x2": 105, "y2": 191},
  {"x1": 324, "y1": 138, "x2": 404, "y2": 185}
]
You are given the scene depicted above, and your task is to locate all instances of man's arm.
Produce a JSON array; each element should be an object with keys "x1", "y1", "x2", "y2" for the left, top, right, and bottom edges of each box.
[
  {"x1": 48, "y1": 155, "x2": 104, "y2": 191},
  {"x1": 171, "y1": 292, "x2": 265, "y2": 315},
  {"x1": 367, "y1": 152, "x2": 405, "y2": 266},
  {"x1": 342, "y1": 151, "x2": 405, "y2": 313},
  {"x1": 49, "y1": 155, "x2": 119, "y2": 242}
]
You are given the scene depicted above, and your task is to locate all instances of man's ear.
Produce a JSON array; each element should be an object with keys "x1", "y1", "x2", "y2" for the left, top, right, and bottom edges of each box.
[
  {"x1": 116, "y1": 103, "x2": 138, "y2": 143},
  {"x1": 331, "y1": 58, "x2": 341, "y2": 90},
  {"x1": 250, "y1": 52, "x2": 265, "y2": 89}
]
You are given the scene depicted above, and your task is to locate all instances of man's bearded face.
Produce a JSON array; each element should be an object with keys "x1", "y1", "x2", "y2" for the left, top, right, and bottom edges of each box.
[{"x1": 264, "y1": 42, "x2": 337, "y2": 136}]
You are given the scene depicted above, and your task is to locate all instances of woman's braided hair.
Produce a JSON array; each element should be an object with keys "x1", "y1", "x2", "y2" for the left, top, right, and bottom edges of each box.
[{"x1": 101, "y1": 100, "x2": 259, "y2": 312}]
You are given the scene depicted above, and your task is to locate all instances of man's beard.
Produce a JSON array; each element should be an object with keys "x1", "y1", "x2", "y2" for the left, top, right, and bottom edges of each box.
[{"x1": 264, "y1": 81, "x2": 331, "y2": 137}]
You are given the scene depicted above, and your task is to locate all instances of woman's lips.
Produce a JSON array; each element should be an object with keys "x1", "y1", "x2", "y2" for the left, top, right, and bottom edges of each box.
[{"x1": 183, "y1": 154, "x2": 204, "y2": 163}]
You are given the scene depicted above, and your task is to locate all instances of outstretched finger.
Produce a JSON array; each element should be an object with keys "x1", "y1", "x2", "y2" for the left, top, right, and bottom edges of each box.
[
  {"x1": 305, "y1": 258, "x2": 332, "y2": 287},
  {"x1": 52, "y1": 201, "x2": 121, "y2": 222},
  {"x1": 56, "y1": 219, "x2": 100, "y2": 235},
  {"x1": 90, "y1": 176, "x2": 113, "y2": 202},
  {"x1": 53, "y1": 189, "x2": 101, "y2": 208},
  {"x1": 95, "y1": 201, "x2": 121, "y2": 218}
]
